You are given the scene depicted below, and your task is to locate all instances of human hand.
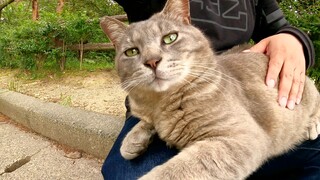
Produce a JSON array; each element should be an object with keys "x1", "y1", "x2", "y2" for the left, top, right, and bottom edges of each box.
[{"x1": 249, "y1": 33, "x2": 306, "y2": 110}]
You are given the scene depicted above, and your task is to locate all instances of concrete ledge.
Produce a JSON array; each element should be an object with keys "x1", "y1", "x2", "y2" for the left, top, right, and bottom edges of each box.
[{"x1": 0, "y1": 89, "x2": 124, "y2": 159}]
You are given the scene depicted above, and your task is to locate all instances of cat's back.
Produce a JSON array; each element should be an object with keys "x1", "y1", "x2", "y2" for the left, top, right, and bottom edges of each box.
[
  {"x1": 213, "y1": 51, "x2": 319, "y2": 146},
  {"x1": 217, "y1": 51, "x2": 269, "y2": 85}
]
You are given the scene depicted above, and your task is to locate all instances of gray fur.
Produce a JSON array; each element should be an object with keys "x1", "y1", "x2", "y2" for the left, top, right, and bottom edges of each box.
[{"x1": 100, "y1": 0, "x2": 320, "y2": 179}]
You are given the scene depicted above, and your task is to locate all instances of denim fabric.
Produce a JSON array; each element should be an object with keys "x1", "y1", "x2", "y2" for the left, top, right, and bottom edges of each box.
[
  {"x1": 248, "y1": 139, "x2": 320, "y2": 180},
  {"x1": 102, "y1": 116, "x2": 320, "y2": 180}
]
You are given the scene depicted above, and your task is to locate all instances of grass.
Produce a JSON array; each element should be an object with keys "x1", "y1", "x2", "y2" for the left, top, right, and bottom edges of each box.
[
  {"x1": 59, "y1": 93, "x2": 73, "y2": 106},
  {"x1": 7, "y1": 80, "x2": 20, "y2": 92},
  {"x1": 12, "y1": 56, "x2": 115, "y2": 81}
]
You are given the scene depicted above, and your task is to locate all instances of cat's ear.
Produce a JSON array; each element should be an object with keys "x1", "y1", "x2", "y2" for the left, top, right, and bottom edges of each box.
[
  {"x1": 161, "y1": 0, "x2": 191, "y2": 24},
  {"x1": 100, "y1": 16, "x2": 128, "y2": 49}
]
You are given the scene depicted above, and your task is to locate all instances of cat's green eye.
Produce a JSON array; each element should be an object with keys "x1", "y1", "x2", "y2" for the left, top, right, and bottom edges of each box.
[
  {"x1": 163, "y1": 33, "x2": 178, "y2": 44},
  {"x1": 124, "y1": 48, "x2": 139, "y2": 57}
]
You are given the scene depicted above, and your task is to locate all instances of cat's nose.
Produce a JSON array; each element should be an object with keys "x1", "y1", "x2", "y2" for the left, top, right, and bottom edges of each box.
[{"x1": 145, "y1": 59, "x2": 161, "y2": 70}]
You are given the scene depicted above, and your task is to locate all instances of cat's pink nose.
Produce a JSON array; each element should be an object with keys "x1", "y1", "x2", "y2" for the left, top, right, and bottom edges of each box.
[{"x1": 145, "y1": 59, "x2": 161, "y2": 70}]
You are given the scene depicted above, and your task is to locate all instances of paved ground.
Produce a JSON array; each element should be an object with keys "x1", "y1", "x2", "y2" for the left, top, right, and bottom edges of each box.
[{"x1": 0, "y1": 114, "x2": 104, "y2": 180}]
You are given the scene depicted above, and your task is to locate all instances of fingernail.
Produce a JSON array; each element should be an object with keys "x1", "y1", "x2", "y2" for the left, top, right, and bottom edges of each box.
[
  {"x1": 287, "y1": 100, "x2": 295, "y2": 110},
  {"x1": 243, "y1": 49, "x2": 251, "y2": 52},
  {"x1": 279, "y1": 96, "x2": 287, "y2": 108},
  {"x1": 296, "y1": 98, "x2": 301, "y2": 105},
  {"x1": 267, "y1": 79, "x2": 275, "y2": 88}
]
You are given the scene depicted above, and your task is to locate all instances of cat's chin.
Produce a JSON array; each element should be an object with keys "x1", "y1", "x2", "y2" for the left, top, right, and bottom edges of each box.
[{"x1": 149, "y1": 78, "x2": 172, "y2": 92}]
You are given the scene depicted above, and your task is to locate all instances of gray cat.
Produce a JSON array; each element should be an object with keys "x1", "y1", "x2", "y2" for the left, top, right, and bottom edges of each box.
[{"x1": 100, "y1": 0, "x2": 320, "y2": 179}]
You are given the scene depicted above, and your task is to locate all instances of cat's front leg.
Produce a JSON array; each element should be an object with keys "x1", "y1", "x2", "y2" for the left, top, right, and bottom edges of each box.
[
  {"x1": 139, "y1": 138, "x2": 266, "y2": 180},
  {"x1": 120, "y1": 120, "x2": 156, "y2": 160}
]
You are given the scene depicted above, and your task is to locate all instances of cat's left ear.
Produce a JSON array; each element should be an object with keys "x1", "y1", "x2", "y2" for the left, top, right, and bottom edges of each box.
[
  {"x1": 161, "y1": 0, "x2": 191, "y2": 24},
  {"x1": 100, "y1": 16, "x2": 128, "y2": 49}
]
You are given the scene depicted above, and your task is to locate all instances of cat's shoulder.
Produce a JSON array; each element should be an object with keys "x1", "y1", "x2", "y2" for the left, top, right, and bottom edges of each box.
[{"x1": 216, "y1": 46, "x2": 269, "y2": 76}]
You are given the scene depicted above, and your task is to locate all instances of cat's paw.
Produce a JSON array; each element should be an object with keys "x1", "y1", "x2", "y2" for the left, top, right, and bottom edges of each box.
[{"x1": 120, "y1": 122, "x2": 155, "y2": 160}]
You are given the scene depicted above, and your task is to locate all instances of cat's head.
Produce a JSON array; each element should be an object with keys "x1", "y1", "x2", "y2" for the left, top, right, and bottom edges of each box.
[{"x1": 100, "y1": 0, "x2": 213, "y2": 93}]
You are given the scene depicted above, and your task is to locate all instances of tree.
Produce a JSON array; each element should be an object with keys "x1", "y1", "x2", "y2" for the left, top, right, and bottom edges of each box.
[
  {"x1": 31, "y1": 0, "x2": 38, "y2": 20},
  {"x1": 56, "y1": 0, "x2": 64, "y2": 14},
  {"x1": 0, "y1": 0, "x2": 15, "y2": 19}
]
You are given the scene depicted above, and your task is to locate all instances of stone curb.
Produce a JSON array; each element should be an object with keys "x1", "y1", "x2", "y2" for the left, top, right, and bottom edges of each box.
[{"x1": 0, "y1": 89, "x2": 124, "y2": 159}]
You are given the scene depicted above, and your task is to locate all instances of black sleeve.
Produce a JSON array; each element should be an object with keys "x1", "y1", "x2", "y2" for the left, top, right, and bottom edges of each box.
[
  {"x1": 252, "y1": 0, "x2": 315, "y2": 69},
  {"x1": 114, "y1": 0, "x2": 166, "y2": 23}
]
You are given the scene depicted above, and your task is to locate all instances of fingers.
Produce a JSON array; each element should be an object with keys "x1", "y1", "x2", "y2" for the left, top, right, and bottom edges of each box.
[
  {"x1": 286, "y1": 69, "x2": 301, "y2": 109},
  {"x1": 269, "y1": 56, "x2": 305, "y2": 110},
  {"x1": 265, "y1": 49, "x2": 284, "y2": 90},
  {"x1": 251, "y1": 34, "x2": 306, "y2": 110},
  {"x1": 249, "y1": 39, "x2": 269, "y2": 53},
  {"x1": 296, "y1": 72, "x2": 305, "y2": 105},
  {"x1": 278, "y1": 64, "x2": 297, "y2": 110}
]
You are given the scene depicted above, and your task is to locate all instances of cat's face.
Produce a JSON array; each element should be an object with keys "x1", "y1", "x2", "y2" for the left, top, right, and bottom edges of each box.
[
  {"x1": 101, "y1": 0, "x2": 213, "y2": 93},
  {"x1": 117, "y1": 17, "x2": 212, "y2": 92}
]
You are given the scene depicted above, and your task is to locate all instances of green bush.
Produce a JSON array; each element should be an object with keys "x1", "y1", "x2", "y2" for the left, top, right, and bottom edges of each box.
[
  {"x1": 0, "y1": 0, "x2": 319, "y2": 89},
  {"x1": 0, "y1": 0, "x2": 119, "y2": 72}
]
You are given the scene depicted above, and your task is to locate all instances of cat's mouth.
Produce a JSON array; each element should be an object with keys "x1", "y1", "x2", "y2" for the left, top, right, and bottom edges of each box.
[
  {"x1": 149, "y1": 77, "x2": 171, "y2": 92},
  {"x1": 152, "y1": 77, "x2": 168, "y2": 85}
]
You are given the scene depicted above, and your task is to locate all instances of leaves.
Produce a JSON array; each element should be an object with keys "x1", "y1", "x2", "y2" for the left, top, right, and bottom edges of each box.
[{"x1": 0, "y1": 0, "x2": 120, "y2": 70}]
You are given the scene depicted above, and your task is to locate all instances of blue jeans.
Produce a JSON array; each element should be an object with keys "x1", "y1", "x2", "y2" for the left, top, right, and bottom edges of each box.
[{"x1": 101, "y1": 116, "x2": 320, "y2": 180}]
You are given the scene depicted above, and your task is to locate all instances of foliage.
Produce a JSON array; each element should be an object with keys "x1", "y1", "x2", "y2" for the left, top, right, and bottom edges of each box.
[
  {"x1": 0, "y1": 0, "x2": 122, "y2": 72},
  {"x1": 279, "y1": 0, "x2": 320, "y2": 87},
  {"x1": 0, "y1": 0, "x2": 319, "y2": 88}
]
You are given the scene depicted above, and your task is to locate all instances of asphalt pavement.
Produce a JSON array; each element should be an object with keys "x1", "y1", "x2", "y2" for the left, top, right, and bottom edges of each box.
[{"x1": 0, "y1": 114, "x2": 103, "y2": 179}]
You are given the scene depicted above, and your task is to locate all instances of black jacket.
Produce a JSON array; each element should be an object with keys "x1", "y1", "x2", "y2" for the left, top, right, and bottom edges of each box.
[
  {"x1": 114, "y1": 0, "x2": 315, "y2": 118},
  {"x1": 114, "y1": 0, "x2": 315, "y2": 68}
]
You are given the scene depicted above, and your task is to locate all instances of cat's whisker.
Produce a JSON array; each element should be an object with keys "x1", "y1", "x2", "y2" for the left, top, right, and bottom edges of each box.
[
  {"x1": 187, "y1": 68, "x2": 244, "y2": 89},
  {"x1": 121, "y1": 76, "x2": 147, "y2": 92},
  {"x1": 182, "y1": 78, "x2": 209, "y2": 95},
  {"x1": 187, "y1": 72, "x2": 228, "y2": 92},
  {"x1": 186, "y1": 73, "x2": 229, "y2": 100},
  {"x1": 156, "y1": 77, "x2": 201, "y2": 105},
  {"x1": 188, "y1": 64, "x2": 244, "y2": 85}
]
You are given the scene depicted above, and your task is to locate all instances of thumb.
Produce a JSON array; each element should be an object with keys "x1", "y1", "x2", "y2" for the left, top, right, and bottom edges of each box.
[{"x1": 249, "y1": 39, "x2": 270, "y2": 53}]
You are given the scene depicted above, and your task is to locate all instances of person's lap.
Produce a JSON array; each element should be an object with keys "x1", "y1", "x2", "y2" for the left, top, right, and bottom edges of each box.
[{"x1": 101, "y1": 116, "x2": 320, "y2": 180}]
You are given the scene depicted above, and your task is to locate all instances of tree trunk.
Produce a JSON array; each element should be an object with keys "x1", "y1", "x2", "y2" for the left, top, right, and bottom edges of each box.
[
  {"x1": 56, "y1": 0, "x2": 64, "y2": 14},
  {"x1": 79, "y1": 38, "x2": 84, "y2": 70},
  {"x1": 32, "y1": 0, "x2": 39, "y2": 21},
  {"x1": 60, "y1": 40, "x2": 66, "y2": 71}
]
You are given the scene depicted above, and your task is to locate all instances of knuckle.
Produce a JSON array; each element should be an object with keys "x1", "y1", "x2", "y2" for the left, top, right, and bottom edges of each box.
[
  {"x1": 282, "y1": 72, "x2": 293, "y2": 80},
  {"x1": 292, "y1": 77, "x2": 300, "y2": 86},
  {"x1": 269, "y1": 59, "x2": 283, "y2": 69}
]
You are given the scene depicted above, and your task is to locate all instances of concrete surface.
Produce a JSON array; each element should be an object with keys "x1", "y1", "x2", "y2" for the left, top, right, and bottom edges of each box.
[
  {"x1": 0, "y1": 89, "x2": 124, "y2": 159},
  {"x1": 0, "y1": 115, "x2": 103, "y2": 179}
]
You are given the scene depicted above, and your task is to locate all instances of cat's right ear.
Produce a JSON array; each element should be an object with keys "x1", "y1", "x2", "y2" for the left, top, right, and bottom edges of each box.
[
  {"x1": 100, "y1": 16, "x2": 128, "y2": 49},
  {"x1": 161, "y1": 0, "x2": 191, "y2": 24}
]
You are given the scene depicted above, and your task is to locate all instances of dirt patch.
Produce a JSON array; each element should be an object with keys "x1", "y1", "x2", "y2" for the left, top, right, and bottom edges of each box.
[{"x1": 0, "y1": 69, "x2": 127, "y2": 118}]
